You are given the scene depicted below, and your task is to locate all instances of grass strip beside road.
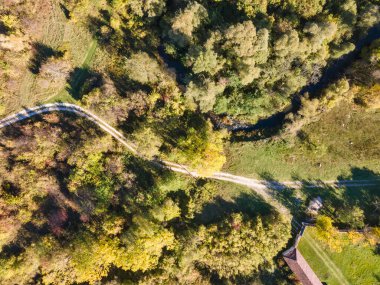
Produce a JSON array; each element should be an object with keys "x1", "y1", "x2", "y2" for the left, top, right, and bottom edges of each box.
[{"x1": 81, "y1": 40, "x2": 98, "y2": 67}]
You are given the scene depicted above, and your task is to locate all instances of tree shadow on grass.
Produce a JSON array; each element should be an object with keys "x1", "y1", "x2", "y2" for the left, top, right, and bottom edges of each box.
[
  {"x1": 258, "y1": 171, "x2": 305, "y2": 216},
  {"x1": 66, "y1": 67, "x2": 103, "y2": 100},
  {"x1": 257, "y1": 171, "x2": 306, "y2": 235},
  {"x1": 290, "y1": 167, "x2": 380, "y2": 226},
  {"x1": 337, "y1": 167, "x2": 380, "y2": 226},
  {"x1": 59, "y1": 3, "x2": 71, "y2": 19},
  {"x1": 87, "y1": 12, "x2": 114, "y2": 48},
  {"x1": 29, "y1": 42, "x2": 63, "y2": 74},
  {"x1": 195, "y1": 191, "x2": 276, "y2": 226},
  {"x1": 338, "y1": 167, "x2": 380, "y2": 181},
  {"x1": 108, "y1": 71, "x2": 153, "y2": 96}
]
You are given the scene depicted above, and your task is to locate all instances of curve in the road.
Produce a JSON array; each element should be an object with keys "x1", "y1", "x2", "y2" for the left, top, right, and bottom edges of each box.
[{"x1": 1, "y1": 103, "x2": 379, "y2": 214}]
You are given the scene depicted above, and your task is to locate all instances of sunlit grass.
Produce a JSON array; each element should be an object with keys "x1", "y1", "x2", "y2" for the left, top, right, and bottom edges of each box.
[
  {"x1": 4, "y1": 2, "x2": 101, "y2": 114},
  {"x1": 298, "y1": 227, "x2": 380, "y2": 285},
  {"x1": 225, "y1": 102, "x2": 380, "y2": 181}
]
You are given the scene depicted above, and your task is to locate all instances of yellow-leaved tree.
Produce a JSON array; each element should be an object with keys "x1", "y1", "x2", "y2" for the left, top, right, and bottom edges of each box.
[
  {"x1": 315, "y1": 215, "x2": 343, "y2": 252},
  {"x1": 174, "y1": 121, "x2": 228, "y2": 177}
]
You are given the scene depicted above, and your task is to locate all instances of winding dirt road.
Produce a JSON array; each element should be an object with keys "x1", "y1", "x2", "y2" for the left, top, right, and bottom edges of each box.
[{"x1": 1, "y1": 103, "x2": 378, "y2": 214}]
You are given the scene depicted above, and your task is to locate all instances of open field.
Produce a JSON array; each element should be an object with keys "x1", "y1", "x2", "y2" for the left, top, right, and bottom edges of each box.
[
  {"x1": 298, "y1": 227, "x2": 380, "y2": 285},
  {"x1": 2, "y1": 0, "x2": 105, "y2": 115},
  {"x1": 225, "y1": 102, "x2": 380, "y2": 181}
]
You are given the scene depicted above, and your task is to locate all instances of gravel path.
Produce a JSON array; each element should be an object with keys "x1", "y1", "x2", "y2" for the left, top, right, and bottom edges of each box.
[{"x1": 1, "y1": 103, "x2": 379, "y2": 214}]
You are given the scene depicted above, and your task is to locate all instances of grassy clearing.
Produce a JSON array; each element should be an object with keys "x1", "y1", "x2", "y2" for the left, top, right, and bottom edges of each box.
[
  {"x1": 81, "y1": 40, "x2": 98, "y2": 67},
  {"x1": 225, "y1": 102, "x2": 380, "y2": 181},
  {"x1": 5, "y1": 1, "x2": 102, "y2": 114},
  {"x1": 298, "y1": 227, "x2": 380, "y2": 285},
  {"x1": 16, "y1": 1, "x2": 67, "y2": 108}
]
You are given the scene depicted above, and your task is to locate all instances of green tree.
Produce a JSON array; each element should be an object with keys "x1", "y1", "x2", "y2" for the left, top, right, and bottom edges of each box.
[
  {"x1": 237, "y1": 0, "x2": 268, "y2": 17},
  {"x1": 358, "y1": 3, "x2": 380, "y2": 31},
  {"x1": 336, "y1": 206, "x2": 365, "y2": 229},
  {"x1": 355, "y1": 84, "x2": 380, "y2": 109},
  {"x1": 132, "y1": 126, "x2": 163, "y2": 159},
  {"x1": 168, "y1": 2, "x2": 208, "y2": 47},
  {"x1": 191, "y1": 47, "x2": 226, "y2": 76},
  {"x1": 70, "y1": 234, "x2": 119, "y2": 284},
  {"x1": 172, "y1": 120, "x2": 228, "y2": 176},
  {"x1": 184, "y1": 182, "x2": 217, "y2": 219},
  {"x1": 330, "y1": 42, "x2": 355, "y2": 59},
  {"x1": 150, "y1": 198, "x2": 181, "y2": 222},
  {"x1": 125, "y1": 0, "x2": 166, "y2": 18},
  {"x1": 285, "y1": 0, "x2": 326, "y2": 19},
  {"x1": 0, "y1": 247, "x2": 41, "y2": 285},
  {"x1": 185, "y1": 79, "x2": 227, "y2": 112},
  {"x1": 197, "y1": 213, "x2": 290, "y2": 278},
  {"x1": 236, "y1": 57, "x2": 261, "y2": 85},
  {"x1": 273, "y1": 30, "x2": 299, "y2": 58},
  {"x1": 0, "y1": 14, "x2": 19, "y2": 35},
  {"x1": 68, "y1": 153, "x2": 116, "y2": 213},
  {"x1": 124, "y1": 52, "x2": 163, "y2": 84},
  {"x1": 223, "y1": 20, "x2": 258, "y2": 59},
  {"x1": 315, "y1": 215, "x2": 342, "y2": 252},
  {"x1": 115, "y1": 215, "x2": 175, "y2": 272},
  {"x1": 222, "y1": 21, "x2": 269, "y2": 85}
]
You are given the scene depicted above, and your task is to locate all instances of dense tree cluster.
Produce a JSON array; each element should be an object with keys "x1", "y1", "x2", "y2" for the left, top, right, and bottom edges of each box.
[
  {"x1": 0, "y1": 115, "x2": 290, "y2": 284},
  {"x1": 44, "y1": 0, "x2": 380, "y2": 131},
  {"x1": 283, "y1": 26, "x2": 380, "y2": 136},
  {"x1": 1, "y1": 0, "x2": 380, "y2": 284},
  {"x1": 150, "y1": 0, "x2": 379, "y2": 122},
  {"x1": 349, "y1": 38, "x2": 380, "y2": 108},
  {"x1": 196, "y1": 213, "x2": 290, "y2": 278},
  {"x1": 1, "y1": 0, "x2": 380, "y2": 171}
]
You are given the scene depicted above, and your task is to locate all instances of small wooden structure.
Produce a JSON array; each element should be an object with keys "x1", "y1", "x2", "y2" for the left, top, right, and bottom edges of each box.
[{"x1": 307, "y1": 197, "x2": 323, "y2": 216}]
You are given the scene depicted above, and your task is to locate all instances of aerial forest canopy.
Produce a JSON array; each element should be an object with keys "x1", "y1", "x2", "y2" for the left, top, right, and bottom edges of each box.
[
  {"x1": 0, "y1": 0, "x2": 380, "y2": 284},
  {"x1": 90, "y1": 0, "x2": 378, "y2": 121},
  {"x1": 0, "y1": 113, "x2": 290, "y2": 284}
]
